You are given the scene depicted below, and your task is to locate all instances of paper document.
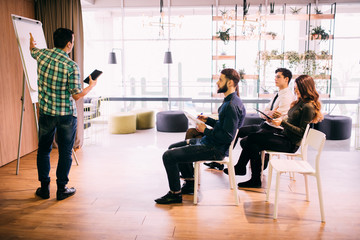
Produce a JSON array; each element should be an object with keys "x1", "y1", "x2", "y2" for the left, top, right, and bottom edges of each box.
[
  {"x1": 254, "y1": 108, "x2": 273, "y2": 120},
  {"x1": 184, "y1": 112, "x2": 203, "y2": 125}
]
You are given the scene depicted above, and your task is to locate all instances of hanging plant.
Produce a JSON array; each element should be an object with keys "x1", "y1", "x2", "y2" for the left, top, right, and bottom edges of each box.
[
  {"x1": 217, "y1": 28, "x2": 231, "y2": 44},
  {"x1": 311, "y1": 26, "x2": 329, "y2": 41},
  {"x1": 243, "y1": 0, "x2": 250, "y2": 16},
  {"x1": 303, "y1": 50, "x2": 318, "y2": 76},
  {"x1": 270, "y1": 2, "x2": 275, "y2": 14},
  {"x1": 285, "y1": 51, "x2": 301, "y2": 70}
]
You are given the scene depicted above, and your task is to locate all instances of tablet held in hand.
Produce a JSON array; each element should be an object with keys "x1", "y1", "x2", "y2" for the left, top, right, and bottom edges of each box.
[{"x1": 84, "y1": 69, "x2": 102, "y2": 84}]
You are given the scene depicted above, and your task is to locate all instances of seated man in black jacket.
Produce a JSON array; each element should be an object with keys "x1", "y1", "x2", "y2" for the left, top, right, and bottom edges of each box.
[{"x1": 155, "y1": 68, "x2": 246, "y2": 204}]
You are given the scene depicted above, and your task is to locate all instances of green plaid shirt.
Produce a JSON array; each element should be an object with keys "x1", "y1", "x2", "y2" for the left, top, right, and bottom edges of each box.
[{"x1": 31, "y1": 47, "x2": 82, "y2": 116}]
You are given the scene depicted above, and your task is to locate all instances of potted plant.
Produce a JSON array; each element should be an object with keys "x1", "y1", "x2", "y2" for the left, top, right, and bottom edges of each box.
[
  {"x1": 314, "y1": 7, "x2": 323, "y2": 14},
  {"x1": 311, "y1": 26, "x2": 329, "y2": 41},
  {"x1": 217, "y1": 28, "x2": 231, "y2": 44},
  {"x1": 290, "y1": 7, "x2": 302, "y2": 14},
  {"x1": 266, "y1": 31, "x2": 277, "y2": 40},
  {"x1": 238, "y1": 68, "x2": 246, "y2": 82}
]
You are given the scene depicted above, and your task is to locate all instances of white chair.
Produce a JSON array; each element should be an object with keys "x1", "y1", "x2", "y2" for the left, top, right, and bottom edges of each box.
[
  {"x1": 265, "y1": 128, "x2": 326, "y2": 222},
  {"x1": 193, "y1": 130, "x2": 239, "y2": 205},
  {"x1": 260, "y1": 124, "x2": 310, "y2": 181}
]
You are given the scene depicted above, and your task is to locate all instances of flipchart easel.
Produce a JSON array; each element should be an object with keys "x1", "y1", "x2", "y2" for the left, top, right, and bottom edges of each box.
[{"x1": 11, "y1": 14, "x2": 78, "y2": 175}]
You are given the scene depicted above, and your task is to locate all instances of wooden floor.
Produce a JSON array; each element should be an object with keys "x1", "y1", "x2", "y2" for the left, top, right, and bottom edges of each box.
[{"x1": 1, "y1": 127, "x2": 360, "y2": 240}]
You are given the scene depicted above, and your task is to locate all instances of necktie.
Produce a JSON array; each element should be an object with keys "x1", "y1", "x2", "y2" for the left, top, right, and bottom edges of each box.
[{"x1": 270, "y1": 93, "x2": 279, "y2": 110}]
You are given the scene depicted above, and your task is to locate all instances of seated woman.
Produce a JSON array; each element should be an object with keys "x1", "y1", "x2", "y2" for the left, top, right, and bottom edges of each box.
[{"x1": 235, "y1": 75, "x2": 323, "y2": 188}]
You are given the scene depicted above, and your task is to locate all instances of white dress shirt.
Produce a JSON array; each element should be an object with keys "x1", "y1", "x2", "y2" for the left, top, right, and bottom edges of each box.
[{"x1": 262, "y1": 87, "x2": 295, "y2": 129}]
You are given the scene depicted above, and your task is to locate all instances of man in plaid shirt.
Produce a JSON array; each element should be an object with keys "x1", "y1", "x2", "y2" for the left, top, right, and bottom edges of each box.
[{"x1": 30, "y1": 28, "x2": 97, "y2": 200}]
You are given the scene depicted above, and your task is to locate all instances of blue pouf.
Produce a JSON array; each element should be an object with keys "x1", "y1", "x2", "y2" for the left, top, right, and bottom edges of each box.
[
  {"x1": 314, "y1": 115, "x2": 352, "y2": 140},
  {"x1": 243, "y1": 113, "x2": 264, "y2": 126},
  {"x1": 156, "y1": 111, "x2": 188, "y2": 132}
]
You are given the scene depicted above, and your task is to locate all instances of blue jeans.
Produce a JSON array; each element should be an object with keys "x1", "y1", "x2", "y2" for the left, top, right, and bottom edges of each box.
[
  {"x1": 37, "y1": 113, "x2": 77, "y2": 188},
  {"x1": 163, "y1": 139, "x2": 224, "y2": 192}
]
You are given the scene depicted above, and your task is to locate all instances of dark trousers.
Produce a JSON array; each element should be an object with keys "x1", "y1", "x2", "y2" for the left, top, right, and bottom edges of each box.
[
  {"x1": 176, "y1": 128, "x2": 204, "y2": 179},
  {"x1": 234, "y1": 122, "x2": 283, "y2": 169},
  {"x1": 37, "y1": 114, "x2": 77, "y2": 188},
  {"x1": 163, "y1": 139, "x2": 224, "y2": 192},
  {"x1": 238, "y1": 131, "x2": 298, "y2": 180}
]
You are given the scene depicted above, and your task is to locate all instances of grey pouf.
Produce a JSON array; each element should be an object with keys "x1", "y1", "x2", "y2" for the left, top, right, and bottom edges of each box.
[
  {"x1": 314, "y1": 115, "x2": 352, "y2": 140},
  {"x1": 243, "y1": 113, "x2": 264, "y2": 126},
  {"x1": 156, "y1": 111, "x2": 188, "y2": 132}
]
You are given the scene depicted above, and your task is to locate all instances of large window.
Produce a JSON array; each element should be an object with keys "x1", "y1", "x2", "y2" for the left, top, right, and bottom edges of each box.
[{"x1": 82, "y1": 4, "x2": 360, "y2": 111}]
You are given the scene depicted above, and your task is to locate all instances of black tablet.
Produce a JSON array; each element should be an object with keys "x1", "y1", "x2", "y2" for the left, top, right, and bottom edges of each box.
[
  {"x1": 254, "y1": 108, "x2": 273, "y2": 120},
  {"x1": 84, "y1": 69, "x2": 102, "y2": 84}
]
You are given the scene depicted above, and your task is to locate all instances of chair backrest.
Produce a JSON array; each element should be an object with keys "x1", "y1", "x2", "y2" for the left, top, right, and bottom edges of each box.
[
  {"x1": 227, "y1": 129, "x2": 239, "y2": 164},
  {"x1": 305, "y1": 128, "x2": 326, "y2": 172},
  {"x1": 299, "y1": 124, "x2": 311, "y2": 158}
]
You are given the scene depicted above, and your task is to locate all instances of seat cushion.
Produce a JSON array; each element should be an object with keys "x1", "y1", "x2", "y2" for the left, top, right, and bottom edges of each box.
[{"x1": 156, "y1": 111, "x2": 188, "y2": 132}]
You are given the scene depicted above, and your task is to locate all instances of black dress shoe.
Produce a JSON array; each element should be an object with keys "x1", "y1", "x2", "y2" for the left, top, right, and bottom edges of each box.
[
  {"x1": 223, "y1": 167, "x2": 246, "y2": 176},
  {"x1": 35, "y1": 187, "x2": 50, "y2": 199},
  {"x1": 57, "y1": 186, "x2": 76, "y2": 200},
  {"x1": 181, "y1": 180, "x2": 194, "y2": 195},
  {"x1": 237, "y1": 179, "x2": 262, "y2": 188},
  {"x1": 204, "y1": 162, "x2": 224, "y2": 170},
  {"x1": 155, "y1": 191, "x2": 182, "y2": 204}
]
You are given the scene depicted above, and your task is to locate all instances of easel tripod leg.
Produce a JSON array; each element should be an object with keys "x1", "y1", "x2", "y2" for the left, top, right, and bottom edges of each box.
[{"x1": 16, "y1": 74, "x2": 26, "y2": 175}]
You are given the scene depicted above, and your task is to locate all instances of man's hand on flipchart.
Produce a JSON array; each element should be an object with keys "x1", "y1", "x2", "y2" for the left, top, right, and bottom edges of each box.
[{"x1": 29, "y1": 33, "x2": 36, "y2": 50}]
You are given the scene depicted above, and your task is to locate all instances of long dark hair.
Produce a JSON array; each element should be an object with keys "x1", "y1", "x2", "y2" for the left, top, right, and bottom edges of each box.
[{"x1": 292, "y1": 75, "x2": 323, "y2": 123}]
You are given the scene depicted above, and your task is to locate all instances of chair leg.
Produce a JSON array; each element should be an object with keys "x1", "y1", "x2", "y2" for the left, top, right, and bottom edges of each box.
[
  {"x1": 226, "y1": 163, "x2": 234, "y2": 189},
  {"x1": 273, "y1": 172, "x2": 281, "y2": 220},
  {"x1": 227, "y1": 163, "x2": 239, "y2": 205},
  {"x1": 316, "y1": 174, "x2": 326, "y2": 222},
  {"x1": 304, "y1": 174, "x2": 309, "y2": 201},
  {"x1": 261, "y1": 151, "x2": 265, "y2": 181},
  {"x1": 193, "y1": 162, "x2": 200, "y2": 204},
  {"x1": 266, "y1": 163, "x2": 273, "y2": 202}
]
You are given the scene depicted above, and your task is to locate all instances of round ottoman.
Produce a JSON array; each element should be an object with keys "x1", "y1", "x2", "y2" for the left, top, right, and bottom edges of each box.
[
  {"x1": 156, "y1": 111, "x2": 188, "y2": 132},
  {"x1": 314, "y1": 115, "x2": 352, "y2": 140},
  {"x1": 109, "y1": 113, "x2": 136, "y2": 134},
  {"x1": 243, "y1": 113, "x2": 264, "y2": 126},
  {"x1": 132, "y1": 109, "x2": 155, "y2": 130}
]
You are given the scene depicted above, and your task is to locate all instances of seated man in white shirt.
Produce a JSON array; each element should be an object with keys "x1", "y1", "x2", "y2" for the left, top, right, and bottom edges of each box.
[{"x1": 219, "y1": 68, "x2": 295, "y2": 175}]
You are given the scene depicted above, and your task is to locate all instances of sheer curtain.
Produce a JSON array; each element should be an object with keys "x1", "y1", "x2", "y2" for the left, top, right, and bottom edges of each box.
[{"x1": 35, "y1": 0, "x2": 85, "y2": 148}]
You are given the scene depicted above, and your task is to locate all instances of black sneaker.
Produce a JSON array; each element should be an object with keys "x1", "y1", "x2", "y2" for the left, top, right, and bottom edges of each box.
[
  {"x1": 35, "y1": 187, "x2": 50, "y2": 199},
  {"x1": 181, "y1": 180, "x2": 194, "y2": 195},
  {"x1": 204, "y1": 162, "x2": 224, "y2": 170},
  {"x1": 223, "y1": 167, "x2": 246, "y2": 176},
  {"x1": 237, "y1": 179, "x2": 262, "y2": 188},
  {"x1": 57, "y1": 186, "x2": 76, "y2": 200},
  {"x1": 155, "y1": 191, "x2": 182, "y2": 204}
]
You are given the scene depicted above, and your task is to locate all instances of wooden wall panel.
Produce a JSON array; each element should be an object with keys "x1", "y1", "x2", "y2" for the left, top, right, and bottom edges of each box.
[{"x1": 0, "y1": 0, "x2": 37, "y2": 167}]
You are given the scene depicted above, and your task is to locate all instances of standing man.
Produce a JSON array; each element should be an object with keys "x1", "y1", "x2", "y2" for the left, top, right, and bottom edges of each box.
[
  {"x1": 30, "y1": 28, "x2": 97, "y2": 200},
  {"x1": 155, "y1": 68, "x2": 246, "y2": 204},
  {"x1": 223, "y1": 68, "x2": 294, "y2": 176}
]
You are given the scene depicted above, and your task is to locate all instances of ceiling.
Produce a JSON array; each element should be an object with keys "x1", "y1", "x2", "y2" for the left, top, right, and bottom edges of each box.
[{"x1": 81, "y1": 0, "x2": 360, "y2": 9}]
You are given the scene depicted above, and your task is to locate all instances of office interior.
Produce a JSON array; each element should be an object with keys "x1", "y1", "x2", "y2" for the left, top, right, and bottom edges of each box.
[{"x1": 1, "y1": 0, "x2": 360, "y2": 239}]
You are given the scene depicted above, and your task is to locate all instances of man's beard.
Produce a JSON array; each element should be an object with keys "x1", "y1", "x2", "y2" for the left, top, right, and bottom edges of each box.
[{"x1": 217, "y1": 84, "x2": 228, "y2": 93}]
